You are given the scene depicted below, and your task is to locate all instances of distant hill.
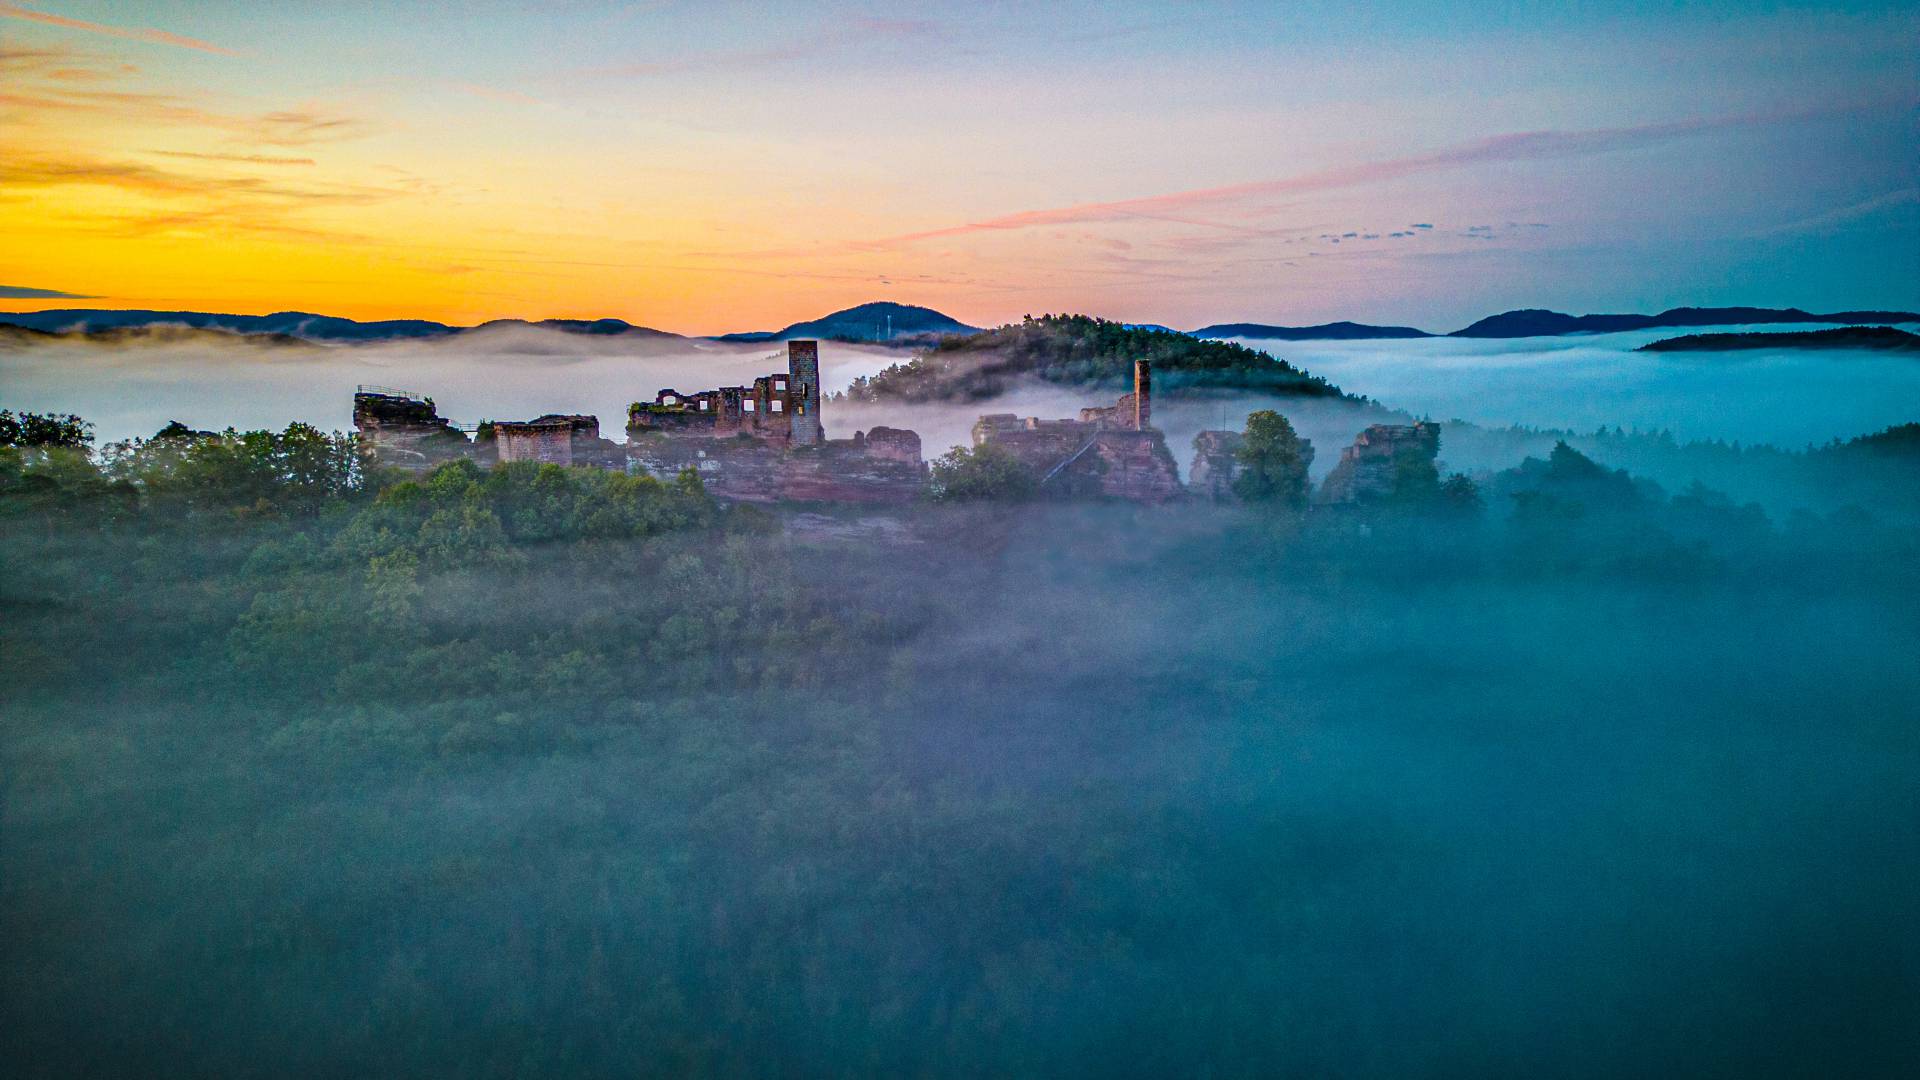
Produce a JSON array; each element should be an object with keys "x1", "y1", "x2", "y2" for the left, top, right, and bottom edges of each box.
[
  {"x1": 0, "y1": 322, "x2": 313, "y2": 348},
  {"x1": 1193, "y1": 321, "x2": 1433, "y2": 340},
  {"x1": 0, "y1": 309, "x2": 457, "y2": 342},
  {"x1": 0, "y1": 309, "x2": 680, "y2": 344},
  {"x1": 715, "y1": 302, "x2": 978, "y2": 343},
  {"x1": 1453, "y1": 306, "x2": 1920, "y2": 338},
  {"x1": 472, "y1": 317, "x2": 679, "y2": 338},
  {"x1": 1637, "y1": 326, "x2": 1920, "y2": 353}
]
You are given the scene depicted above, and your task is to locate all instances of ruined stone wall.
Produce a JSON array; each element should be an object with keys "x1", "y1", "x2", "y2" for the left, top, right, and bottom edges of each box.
[
  {"x1": 628, "y1": 431, "x2": 926, "y2": 504},
  {"x1": 973, "y1": 414, "x2": 1091, "y2": 462},
  {"x1": 975, "y1": 416, "x2": 1183, "y2": 502},
  {"x1": 862, "y1": 426, "x2": 922, "y2": 464},
  {"x1": 974, "y1": 362, "x2": 1182, "y2": 503},
  {"x1": 496, "y1": 424, "x2": 574, "y2": 465},
  {"x1": 1084, "y1": 430, "x2": 1184, "y2": 502},
  {"x1": 1189, "y1": 430, "x2": 1245, "y2": 501},
  {"x1": 1318, "y1": 421, "x2": 1441, "y2": 503},
  {"x1": 494, "y1": 415, "x2": 625, "y2": 468},
  {"x1": 1075, "y1": 360, "x2": 1151, "y2": 431},
  {"x1": 628, "y1": 406, "x2": 721, "y2": 438},
  {"x1": 630, "y1": 342, "x2": 816, "y2": 447}
]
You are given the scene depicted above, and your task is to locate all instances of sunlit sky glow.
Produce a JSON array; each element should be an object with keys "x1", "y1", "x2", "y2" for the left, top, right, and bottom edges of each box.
[{"x1": 3, "y1": 0, "x2": 1915, "y2": 333}]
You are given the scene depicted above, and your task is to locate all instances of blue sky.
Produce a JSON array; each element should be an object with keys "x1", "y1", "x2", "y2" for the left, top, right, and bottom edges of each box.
[{"x1": 2, "y1": 0, "x2": 1914, "y2": 329}]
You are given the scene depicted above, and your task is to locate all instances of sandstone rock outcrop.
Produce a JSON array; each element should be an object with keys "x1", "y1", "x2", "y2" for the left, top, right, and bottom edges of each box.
[
  {"x1": 1318, "y1": 422, "x2": 1440, "y2": 503},
  {"x1": 352, "y1": 389, "x2": 471, "y2": 471},
  {"x1": 1188, "y1": 430, "x2": 1246, "y2": 501}
]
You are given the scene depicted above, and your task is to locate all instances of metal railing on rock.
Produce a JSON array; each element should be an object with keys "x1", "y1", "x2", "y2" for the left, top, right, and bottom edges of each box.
[{"x1": 355, "y1": 383, "x2": 425, "y2": 401}]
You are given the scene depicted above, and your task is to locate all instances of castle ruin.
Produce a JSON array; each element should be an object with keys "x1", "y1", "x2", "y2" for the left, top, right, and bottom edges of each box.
[
  {"x1": 970, "y1": 360, "x2": 1184, "y2": 502},
  {"x1": 629, "y1": 340, "x2": 823, "y2": 447},
  {"x1": 623, "y1": 341, "x2": 925, "y2": 503},
  {"x1": 354, "y1": 346, "x2": 1435, "y2": 509}
]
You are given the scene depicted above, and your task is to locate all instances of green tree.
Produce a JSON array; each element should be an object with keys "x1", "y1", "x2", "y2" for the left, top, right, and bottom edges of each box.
[
  {"x1": 0, "y1": 411, "x2": 92, "y2": 449},
  {"x1": 1232, "y1": 410, "x2": 1314, "y2": 505},
  {"x1": 1438, "y1": 473, "x2": 1483, "y2": 515},
  {"x1": 928, "y1": 443, "x2": 1038, "y2": 502}
]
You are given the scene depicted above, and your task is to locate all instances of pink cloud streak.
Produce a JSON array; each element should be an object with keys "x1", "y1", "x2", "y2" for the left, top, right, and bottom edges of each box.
[
  {"x1": 863, "y1": 101, "x2": 1902, "y2": 250},
  {"x1": 0, "y1": 2, "x2": 238, "y2": 57}
]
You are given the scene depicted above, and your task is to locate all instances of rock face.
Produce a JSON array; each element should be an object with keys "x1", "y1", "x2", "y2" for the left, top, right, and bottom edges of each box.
[
  {"x1": 971, "y1": 360, "x2": 1185, "y2": 503},
  {"x1": 627, "y1": 432, "x2": 927, "y2": 504},
  {"x1": 352, "y1": 390, "x2": 471, "y2": 471},
  {"x1": 1318, "y1": 422, "x2": 1440, "y2": 503},
  {"x1": 1188, "y1": 430, "x2": 1245, "y2": 501}
]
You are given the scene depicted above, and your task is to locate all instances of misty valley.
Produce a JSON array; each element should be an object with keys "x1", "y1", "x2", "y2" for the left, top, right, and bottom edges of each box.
[
  {"x1": 7, "y1": 0, "x2": 1917, "y2": 1072},
  {"x1": 4, "y1": 311, "x2": 1918, "y2": 1077}
]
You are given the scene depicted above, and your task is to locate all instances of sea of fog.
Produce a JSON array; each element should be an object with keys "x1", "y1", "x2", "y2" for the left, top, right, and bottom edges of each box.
[
  {"x1": 3, "y1": 321, "x2": 1917, "y2": 463},
  {"x1": 1229, "y1": 322, "x2": 1920, "y2": 449}
]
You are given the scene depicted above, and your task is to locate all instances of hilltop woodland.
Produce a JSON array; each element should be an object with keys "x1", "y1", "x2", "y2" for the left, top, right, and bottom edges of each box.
[
  {"x1": 837, "y1": 314, "x2": 1350, "y2": 402},
  {"x1": 3, "y1": 407, "x2": 1918, "y2": 1076}
]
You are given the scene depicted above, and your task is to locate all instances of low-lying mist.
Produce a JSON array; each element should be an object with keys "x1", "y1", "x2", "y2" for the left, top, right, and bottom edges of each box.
[
  {"x1": 8, "y1": 321, "x2": 1917, "y2": 461},
  {"x1": 4, "y1": 479, "x2": 1916, "y2": 1075},
  {"x1": 1228, "y1": 321, "x2": 1920, "y2": 448}
]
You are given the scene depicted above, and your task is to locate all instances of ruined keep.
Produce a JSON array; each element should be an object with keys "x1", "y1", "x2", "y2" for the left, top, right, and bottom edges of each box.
[
  {"x1": 1188, "y1": 430, "x2": 1246, "y2": 501},
  {"x1": 629, "y1": 340, "x2": 824, "y2": 448},
  {"x1": 352, "y1": 387, "x2": 471, "y2": 471},
  {"x1": 1318, "y1": 421, "x2": 1441, "y2": 503},
  {"x1": 972, "y1": 360, "x2": 1184, "y2": 503},
  {"x1": 625, "y1": 340, "x2": 926, "y2": 503}
]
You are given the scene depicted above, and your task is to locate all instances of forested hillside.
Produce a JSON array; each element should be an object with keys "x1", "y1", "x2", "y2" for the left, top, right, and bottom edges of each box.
[{"x1": 840, "y1": 315, "x2": 1350, "y2": 403}]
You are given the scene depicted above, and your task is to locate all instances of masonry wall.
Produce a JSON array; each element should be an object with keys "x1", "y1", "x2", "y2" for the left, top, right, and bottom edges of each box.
[
  {"x1": 628, "y1": 433, "x2": 926, "y2": 504},
  {"x1": 496, "y1": 425, "x2": 574, "y2": 465}
]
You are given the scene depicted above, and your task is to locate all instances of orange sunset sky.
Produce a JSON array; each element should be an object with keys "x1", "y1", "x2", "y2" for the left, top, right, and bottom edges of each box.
[{"x1": 3, "y1": 0, "x2": 1916, "y2": 333}]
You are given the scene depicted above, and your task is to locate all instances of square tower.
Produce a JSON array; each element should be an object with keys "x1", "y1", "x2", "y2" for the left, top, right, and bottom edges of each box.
[
  {"x1": 787, "y1": 340, "x2": 823, "y2": 446},
  {"x1": 1133, "y1": 359, "x2": 1152, "y2": 430}
]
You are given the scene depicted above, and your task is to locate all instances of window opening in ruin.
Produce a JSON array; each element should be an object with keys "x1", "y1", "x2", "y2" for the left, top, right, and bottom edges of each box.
[
  {"x1": 743, "y1": 399, "x2": 756, "y2": 412},
  {"x1": 770, "y1": 399, "x2": 783, "y2": 412},
  {"x1": 698, "y1": 401, "x2": 708, "y2": 411}
]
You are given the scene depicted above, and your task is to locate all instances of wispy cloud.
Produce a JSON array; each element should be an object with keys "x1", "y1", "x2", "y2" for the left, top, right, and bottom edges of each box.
[
  {"x1": 858, "y1": 101, "x2": 1910, "y2": 250},
  {"x1": 0, "y1": 283, "x2": 95, "y2": 299},
  {"x1": 0, "y1": 147, "x2": 413, "y2": 244},
  {"x1": 1754, "y1": 187, "x2": 1920, "y2": 237},
  {"x1": 2, "y1": 87, "x2": 371, "y2": 146},
  {"x1": 0, "y1": 2, "x2": 239, "y2": 56},
  {"x1": 148, "y1": 150, "x2": 317, "y2": 167}
]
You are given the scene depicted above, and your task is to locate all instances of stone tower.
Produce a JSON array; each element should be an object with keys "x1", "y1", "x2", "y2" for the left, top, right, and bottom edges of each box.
[
  {"x1": 1133, "y1": 359, "x2": 1152, "y2": 431},
  {"x1": 787, "y1": 340, "x2": 823, "y2": 446}
]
